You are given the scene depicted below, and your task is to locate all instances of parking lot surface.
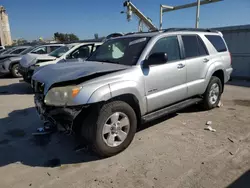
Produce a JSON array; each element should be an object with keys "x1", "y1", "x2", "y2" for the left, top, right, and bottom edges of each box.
[{"x1": 0, "y1": 78, "x2": 249, "y2": 188}]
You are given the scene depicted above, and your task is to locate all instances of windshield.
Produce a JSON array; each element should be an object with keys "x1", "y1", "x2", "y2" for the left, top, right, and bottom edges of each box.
[
  {"x1": 49, "y1": 45, "x2": 72, "y2": 58},
  {"x1": 87, "y1": 37, "x2": 150, "y2": 66},
  {"x1": 2, "y1": 48, "x2": 15, "y2": 55},
  {"x1": 20, "y1": 46, "x2": 36, "y2": 55},
  {"x1": 0, "y1": 49, "x2": 5, "y2": 54}
]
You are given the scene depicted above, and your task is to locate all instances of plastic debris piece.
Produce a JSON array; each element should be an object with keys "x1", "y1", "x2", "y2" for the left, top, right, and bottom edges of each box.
[
  {"x1": 206, "y1": 121, "x2": 212, "y2": 125},
  {"x1": 74, "y1": 144, "x2": 88, "y2": 152},
  {"x1": 204, "y1": 125, "x2": 216, "y2": 132},
  {"x1": 228, "y1": 137, "x2": 235, "y2": 143},
  {"x1": 217, "y1": 100, "x2": 223, "y2": 107}
]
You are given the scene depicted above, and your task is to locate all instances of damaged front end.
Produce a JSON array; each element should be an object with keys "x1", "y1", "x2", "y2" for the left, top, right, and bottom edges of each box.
[
  {"x1": 31, "y1": 61, "x2": 129, "y2": 134},
  {"x1": 33, "y1": 83, "x2": 88, "y2": 134}
]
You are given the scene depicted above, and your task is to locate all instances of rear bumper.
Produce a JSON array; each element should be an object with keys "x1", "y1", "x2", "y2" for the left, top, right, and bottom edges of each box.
[{"x1": 225, "y1": 67, "x2": 233, "y2": 83}]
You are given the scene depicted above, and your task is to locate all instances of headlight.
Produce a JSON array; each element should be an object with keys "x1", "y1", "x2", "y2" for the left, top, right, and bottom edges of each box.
[{"x1": 44, "y1": 86, "x2": 82, "y2": 106}]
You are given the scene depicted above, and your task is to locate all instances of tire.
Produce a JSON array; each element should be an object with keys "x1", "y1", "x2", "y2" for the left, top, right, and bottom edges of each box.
[
  {"x1": 202, "y1": 76, "x2": 222, "y2": 110},
  {"x1": 81, "y1": 101, "x2": 137, "y2": 157},
  {"x1": 11, "y1": 64, "x2": 22, "y2": 78}
]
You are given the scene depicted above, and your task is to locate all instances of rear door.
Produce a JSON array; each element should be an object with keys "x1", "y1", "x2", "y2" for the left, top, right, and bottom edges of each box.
[{"x1": 181, "y1": 35, "x2": 210, "y2": 97}]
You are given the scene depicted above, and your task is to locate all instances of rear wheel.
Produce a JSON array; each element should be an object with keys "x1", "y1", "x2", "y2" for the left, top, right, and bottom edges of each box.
[
  {"x1": 202, "y1": 76, "x2": 222, "y2": 110},
  {"x1": 81, "y1": 101, "x2": 137, "y2": 157},
  {"x1": 11, "y1": 64, "x2": 22, "y2": 78}
]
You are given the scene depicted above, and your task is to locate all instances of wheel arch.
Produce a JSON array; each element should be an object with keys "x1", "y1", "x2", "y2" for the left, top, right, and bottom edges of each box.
[
  {"x1": 212, "y1": 69, "x2": 224, "y2": 92},
  {"x1": 9, "y1": 61, "x2": 20, "y2": 70},
  {"x1": 108, "y1": 94, "x2": 142, "y2": 124},
  {"x1": 204, "y1": 62, "x2": 225, "y2": 93}
]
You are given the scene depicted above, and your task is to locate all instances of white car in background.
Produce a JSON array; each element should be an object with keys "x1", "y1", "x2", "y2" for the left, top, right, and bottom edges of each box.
[{"x1": 19, "y1": 41, "x2": 103, "y2": 82}]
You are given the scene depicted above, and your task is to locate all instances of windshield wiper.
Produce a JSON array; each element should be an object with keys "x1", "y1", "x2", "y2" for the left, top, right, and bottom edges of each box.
[{"x1": 95, "y1": 59, "x2": 119, "y2": 64}]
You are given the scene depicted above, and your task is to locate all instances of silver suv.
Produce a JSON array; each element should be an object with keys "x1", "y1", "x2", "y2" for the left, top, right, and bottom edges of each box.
[{"x1": 32, "y1": 28, "x2": 233, "y2": 157}]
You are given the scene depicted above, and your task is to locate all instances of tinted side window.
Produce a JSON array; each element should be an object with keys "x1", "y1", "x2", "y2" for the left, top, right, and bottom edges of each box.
[
  {"x1": 182, "y1": 35, "x2": 199, "y2": 58},
  {"x1": 50, "y1": 46, "x2": 61, "y2": 53},
  {"x1": 32, "y1": 46, "x2": 47, "y2": 54},
  {"x1": 205, "y1": 35, "x2": 227, "y2": 52},
  {"x1": 70, "y1": 45, "x2": 92, "y2": 59},
  {"x1": 197, "y1": 36, "x2": 208, "y2": 56},
  {"x1": 150, "y1": 36, "x2": 180, "y2": 62},
  {"x1": 11, "y1": 48, "x2": 25, "y2": 54}
]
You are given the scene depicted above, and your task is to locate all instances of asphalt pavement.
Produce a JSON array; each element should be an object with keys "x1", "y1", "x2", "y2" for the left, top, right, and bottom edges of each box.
[{"x1": 0, "y1": 78, "x2": 249, "y2": 188}]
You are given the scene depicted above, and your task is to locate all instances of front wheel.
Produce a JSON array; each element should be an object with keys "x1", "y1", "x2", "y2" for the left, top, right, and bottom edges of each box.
[
  {"x1": 202, "y1": 76, "x2": 222, "y2": 110},
  {"x1": 11, "y1": 64, "x2": 22, "y2": 78},
  {"x1": 81, "y1": 101, "x2": 137, "y2": 157}
]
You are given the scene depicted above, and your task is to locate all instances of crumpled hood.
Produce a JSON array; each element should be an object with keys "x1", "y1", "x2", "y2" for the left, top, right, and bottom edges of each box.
[
  {"x1": 32, "y1": 61, "x2": 129, "y2": 93},
  {"x1": 20, "y1": 53, "x2": 56, "y2": 67}
]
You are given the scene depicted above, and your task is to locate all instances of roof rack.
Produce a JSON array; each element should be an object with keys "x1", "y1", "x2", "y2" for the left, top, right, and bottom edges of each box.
[
  {"x1": 162, "y1": 28, "x2": 218, "y2": 33},
  {"x1": 124, "y1": 30, "x2": 160, "y2": 36}
]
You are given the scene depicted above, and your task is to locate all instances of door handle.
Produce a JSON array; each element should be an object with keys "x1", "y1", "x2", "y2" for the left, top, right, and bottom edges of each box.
[
  {"x1": 203, "y1": 58, "x2": 209, "y2": 63},
  {"x1": 177, "y1": 63, "x2": 185, "y2": 69}
]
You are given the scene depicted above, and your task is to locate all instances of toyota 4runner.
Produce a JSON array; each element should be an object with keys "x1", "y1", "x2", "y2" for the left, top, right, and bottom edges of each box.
[{"x1": 31, "y1": 28, "x2": 233, "y2": 157}]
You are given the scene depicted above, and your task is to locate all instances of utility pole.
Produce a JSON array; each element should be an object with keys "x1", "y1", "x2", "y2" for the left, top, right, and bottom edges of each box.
[
  {"x1": 122, "y1": 1, "x2": 158, "y2": 31},
  {"x1": 160, "y1": 0, "x2": 222, "y2": 30},
  {"x1": 195, "y1": 0, "x2": 201, "y2": 28}
]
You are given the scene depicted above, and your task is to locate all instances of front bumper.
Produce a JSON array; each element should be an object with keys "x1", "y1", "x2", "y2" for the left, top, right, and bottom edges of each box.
[
  {"x1": 34, "y1": 94, "x2": 85, "y2": 132},
  {"x1": 0, "y1": 63, "x2": 10, "y2": 75},
  {"x1": 19, "y1": 65, "x2": 34, "y2": 83}
]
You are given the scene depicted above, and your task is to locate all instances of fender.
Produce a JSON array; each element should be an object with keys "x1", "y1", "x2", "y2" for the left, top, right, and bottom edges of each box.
[
  {"x1": 87, "y1": 84, "x2": 112, "y2": 104},
  {"x1": 85, "y1": 80, "x2": 146, "y2": 115},
  {"x1": 202, "y1": 61, "x2": 225, "y2": 93},
  {"x1": 109, "y1": 80, "x2": 146, "y2": 115}
]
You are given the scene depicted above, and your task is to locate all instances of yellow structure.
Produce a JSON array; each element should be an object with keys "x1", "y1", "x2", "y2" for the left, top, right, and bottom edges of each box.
[{"x1": 0, "y1": 6, "x2": 12, "y2": 46}]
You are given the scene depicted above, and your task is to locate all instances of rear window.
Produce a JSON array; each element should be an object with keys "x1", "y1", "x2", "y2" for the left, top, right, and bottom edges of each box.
[
  {"x1": 182, "y1": 35, "x2": 208, "y2": 58},
  {"x1": 205, "y1": 35, "x2": 227, "y2": 52}
]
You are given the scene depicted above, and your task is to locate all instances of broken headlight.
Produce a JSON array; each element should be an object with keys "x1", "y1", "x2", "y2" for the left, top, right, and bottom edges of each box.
[{"x1": 44, "y1": 86, "x2": 82, "y2": 106}]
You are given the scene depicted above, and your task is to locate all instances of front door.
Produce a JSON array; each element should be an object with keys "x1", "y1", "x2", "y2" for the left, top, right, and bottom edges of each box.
[{"x1": 144, "y1": 36, "x2": 187, "y2": 113}]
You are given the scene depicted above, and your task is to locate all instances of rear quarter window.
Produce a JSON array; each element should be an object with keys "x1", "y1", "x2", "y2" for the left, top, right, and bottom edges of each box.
[{"x1": 205, "y1": 35, "x2": 227, "y2": 52}]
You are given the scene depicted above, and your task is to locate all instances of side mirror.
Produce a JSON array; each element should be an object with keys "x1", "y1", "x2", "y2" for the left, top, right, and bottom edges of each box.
[{"x1": 145, "y1": 52, "x2": 168, "y2": 66}]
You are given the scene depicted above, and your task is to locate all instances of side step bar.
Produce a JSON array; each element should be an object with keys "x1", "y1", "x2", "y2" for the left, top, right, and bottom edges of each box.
[{"x1": 141, "y1": 98, "x2": 203, "y2": 123}]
